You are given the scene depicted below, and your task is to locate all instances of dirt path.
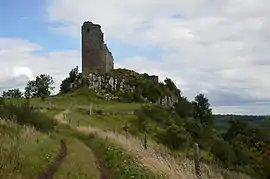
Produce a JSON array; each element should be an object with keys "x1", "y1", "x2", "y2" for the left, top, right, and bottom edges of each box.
[
  {"x1": 54, "y1": 109, "x2": 220, "y2": 179},
  {"x1": 96, "y1": 155, "x2": 111, "y2": 179},
  {"x1": 36, "y1": 140, "x2": 67, "y2": 179},
  {"x1": 54, "y1": 110, "x2": 110, "y2": 179},
  {"x1": 77, "y1": 126, "x2": 225, "y2": 179}
]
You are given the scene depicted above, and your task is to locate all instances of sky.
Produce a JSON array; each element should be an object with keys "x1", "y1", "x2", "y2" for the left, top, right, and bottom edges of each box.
[{"x1": 0, "y1": 0, "x2": 270, "y2": 115}]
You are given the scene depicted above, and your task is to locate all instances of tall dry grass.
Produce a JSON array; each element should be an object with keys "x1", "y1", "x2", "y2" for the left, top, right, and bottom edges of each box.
[
  {"x1": 54, "y1": 109, "x2": 253, "y2": 179},
  {"x1": 0, "y1": 120, "x2": 58, "y2": 178},
  {"x1": 77, "y1": 125, "x2": 224, "y2": 179}
]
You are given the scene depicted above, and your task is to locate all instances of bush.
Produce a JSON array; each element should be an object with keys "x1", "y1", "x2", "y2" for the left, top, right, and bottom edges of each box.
[
  {"x1": 0, "y1": 100, "x2": 56, "y2": 133},
  {"x1": 210, "y1": 139, "x2": 237, "y2": 168},
  {"x1": 156, "y1": 124, "x2": 191, "y2": 149},
  {"x1": 184, "y1": 119, "x2": 214, "y2": 150},
  {"x1": 138, "y1": 105, "x2": 171, "y2": 126}
]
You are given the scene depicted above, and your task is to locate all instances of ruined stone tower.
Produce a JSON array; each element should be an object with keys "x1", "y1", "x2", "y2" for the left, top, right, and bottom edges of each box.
[{"x1": 82, "y1": 21, "x2": 114, "y2": 74}]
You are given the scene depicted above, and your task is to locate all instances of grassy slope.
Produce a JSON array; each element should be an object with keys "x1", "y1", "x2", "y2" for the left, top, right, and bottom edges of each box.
[
  {"x1": 0, "y1": 120, "x2": 59, "y2": 179},
  {"x1": 0, "y1": 90, "x2": 159, "y2": 178},
  {"x1": 1, "y1": 89, "x2": 254, "y2": 179},
  {"x1": 0, "y1": 115, "x2": 99, "y2": 178}
]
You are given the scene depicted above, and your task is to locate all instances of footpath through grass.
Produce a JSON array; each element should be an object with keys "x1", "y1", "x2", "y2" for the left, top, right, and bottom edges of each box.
[
  {"x1": 0, "y1": 100, "x2": 100, "y2": 179},
  {"x1": 0, "y1": 98, "x2": 162, "y2": 179},
  {"x1": 75, "y1": 132, "x2": 162, "y2": 179}
]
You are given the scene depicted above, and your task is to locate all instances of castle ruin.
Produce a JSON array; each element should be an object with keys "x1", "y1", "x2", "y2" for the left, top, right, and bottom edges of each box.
[{"x1": 81, "y1": 21, "x2": 114, "y2": 74}]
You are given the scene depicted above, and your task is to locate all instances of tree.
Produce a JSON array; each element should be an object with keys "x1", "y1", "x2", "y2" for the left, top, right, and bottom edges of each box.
[
  {"x1": 184, "y1": 119, "x2": 214, "y2": 149},
  {"x1": 164, "y1": 78, "x2": 181, "y2": 98},
  {"x1": 223, "y1": 118, "x2": 248, "y2": 141},
  {"x1": 174, "y1": 97, "x2": 194, "y2": 118},
  {"x1": 192, "y1": 93, "x2": 213, "y2": 126},
  {"x1": 25, "y1": 74, "x2": 54, "y2": 101},
  {"x1": 60, "y1": 66, "x2": 79, "y2": 93},
  {"x1": 211, "y1": 139, "x2": 237, "y2": 167},
  {"x1": 60, "y1": 77, "x2": 71, "y2": 93},
  {"x1": 164, "y1": 78, "x2": 177, "y2": 92},
  {"x1": 69, "y1": 66, "x2": 79, "y2": 82},
  {"x1": 2, "y1": 88, "x2": 22, "y2": 98}
]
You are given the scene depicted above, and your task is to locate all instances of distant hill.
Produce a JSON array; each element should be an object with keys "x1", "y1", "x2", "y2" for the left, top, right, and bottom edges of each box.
[{"x1": 214, "y1": 114, "x2": 270, "y2": 131}]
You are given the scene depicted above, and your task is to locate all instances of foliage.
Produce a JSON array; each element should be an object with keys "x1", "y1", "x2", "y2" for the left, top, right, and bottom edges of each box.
[
  {"x1": 156, "y1": 123, "x2": 191, "y2": 149},
  {"x1": 184, "y1": 119, "x2": 215, "y2": 150},
  {"x1": 164, "y1": 78, "x2": 181, "y2": 99},
  {"x1": 128, "y1": 90, "x2": 270, "y2": 178},
  {"x1": 210, "y1": 139, "x2": 237, "y2": 168},
  {"x1": 174, "y1": 97, "x2": 194, "y2": 118},
  {"x1": 138, "y1": 106, "x2": 170, "y2": 125},
  {"x1": 2, "y1": 88, "x2": 22, "y2": 98},
  {"x1": 60, "y1": 66, "x2": 79, "y2": 93},
  {"x1": 0, "y1": 100, "x2": 56, "y2": 132},
  {"x1": 192, "y1": 93, "x2": 213, "y2": 126},
  {"x1": 0, "y1": 123, "x2": 59, "y2": 179},
  {"x1": 131, "y1": 110, "x2": 150, "y2": 133},
  {"x1": 25, "y1": 74, "x2": 54, "y2": 101},
  {"x1": 60, "y1": 67, "x2": 181, "y2": 105},
  {"x1": 40, "y1": 66, "x2": 270, "y2": 178},
  {"x1": 76, "y1": 133, "x2": 161, "y2": 179}
]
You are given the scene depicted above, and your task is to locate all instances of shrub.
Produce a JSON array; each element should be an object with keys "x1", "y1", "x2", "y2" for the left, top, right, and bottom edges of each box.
[
  {"x1": 156, "y1": 123, "x2": 191, "y2": 149},
  {"x1": 0, "y1": 100, "x2": 56, "y2": 132},
  {"x1": 210, "y1": 139, "x2": 237, "y2": 168},
  {"x1": 138, "y1": 105, "x2": 171, "y2": 126},
  {"x1": 184, "y1": 119, "x2": 214, "y2": 150}
]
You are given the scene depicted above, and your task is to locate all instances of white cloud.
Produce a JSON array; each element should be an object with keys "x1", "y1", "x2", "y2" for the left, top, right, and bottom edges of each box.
[
  {"x1": 0, "y1": 38, "x2": 80, "y2": 94},
  {"x1": 45, "y1": 0, "x2": 270, "y2": 114},
  {"x1": 2, "y1": 0, "x2": 270, "y2": 114}
]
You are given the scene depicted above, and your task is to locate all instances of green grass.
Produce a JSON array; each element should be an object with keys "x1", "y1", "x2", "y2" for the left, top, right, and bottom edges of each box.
[
  {"x1": 70, "y1": 108, "x2": 137, "y2": 131},
  {"x1": 0, "y1": 97, "x2": 101, "y2": 179},
  {"x1": 0, "y1": 89, "x2": 255, "y2": 179},
  {"x1": 54, "y1": 137, "x2": 99, "y2": 179},
  {"x1": 0, "y1": 120, "x2": 59, "y2": 179},
  {"x1": 76, "y1": 132, "x2": 162, "y2": 179},
  {"x1": 0, "y1": 121, "x2": 100, "y2": 179},
  {"x1": 22, "y1": 88, "x2": 145, "y2": 114}
]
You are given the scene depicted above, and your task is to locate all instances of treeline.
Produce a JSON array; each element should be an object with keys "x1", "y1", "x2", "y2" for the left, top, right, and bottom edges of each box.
[
  {"x1": 214, "y1": 114, "x2": 270, "y2": 132},
  {"x1": 1, "y1": 74, "x2": 55, "y2": 101}
]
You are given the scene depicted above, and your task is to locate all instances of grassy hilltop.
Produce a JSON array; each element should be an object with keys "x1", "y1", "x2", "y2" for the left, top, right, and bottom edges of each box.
[{"x1": 0, "y1": 67, "x2": 269, "y2": 179}]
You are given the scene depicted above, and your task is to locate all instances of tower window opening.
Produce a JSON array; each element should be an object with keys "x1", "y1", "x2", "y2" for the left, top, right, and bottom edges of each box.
[{"x1": 86, "y1": 28, "x2": 90, "y2": 32}]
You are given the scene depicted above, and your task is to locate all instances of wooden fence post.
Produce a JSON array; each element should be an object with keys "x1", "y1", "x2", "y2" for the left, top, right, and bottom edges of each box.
[
  {"x1": 193, "y1": 143, "x2": 202, "y2": 179},
  {"x1": 68, "y1": 112, "x2": 71, "y2": 124},
  {"x1": 143, "y1": 133, "x2": 147, "y2": 149},
  {"x1": 89, "y1": 104, "x2": 92, "y2": 116}
]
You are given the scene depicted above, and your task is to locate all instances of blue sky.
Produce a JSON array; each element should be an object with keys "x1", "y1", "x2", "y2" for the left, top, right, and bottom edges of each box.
[
  {"x1": 0, "y1": 0, "x2": 166, "y2": 59},
  {"x1": 0, "y1": 1, "x2": 69, "y2": 51},
  {"x1": 1, "y1": 0, "x2": 270, "y2": 115}
]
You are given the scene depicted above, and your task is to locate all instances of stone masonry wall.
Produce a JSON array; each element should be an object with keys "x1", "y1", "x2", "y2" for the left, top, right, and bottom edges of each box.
[{"x1": 82, "y1": 21, "x2": 114, "y2": 74}]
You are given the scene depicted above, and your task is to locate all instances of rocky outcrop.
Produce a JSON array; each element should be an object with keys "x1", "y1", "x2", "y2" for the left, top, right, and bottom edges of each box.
[
  {"x1": 158, "y1": 95, "x2": 179, "y2": 108},
  {"x1": 71, "y1": 72, "x2": 178, "y2": 107},
  {"x1": 85, "y1": 72, "x2": 135, "y2": 92}
]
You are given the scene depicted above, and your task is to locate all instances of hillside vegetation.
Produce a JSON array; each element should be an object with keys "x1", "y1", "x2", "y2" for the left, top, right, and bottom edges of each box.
[{"x1": 1, "y1": 67, "x2": 270, "y2": 179}]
